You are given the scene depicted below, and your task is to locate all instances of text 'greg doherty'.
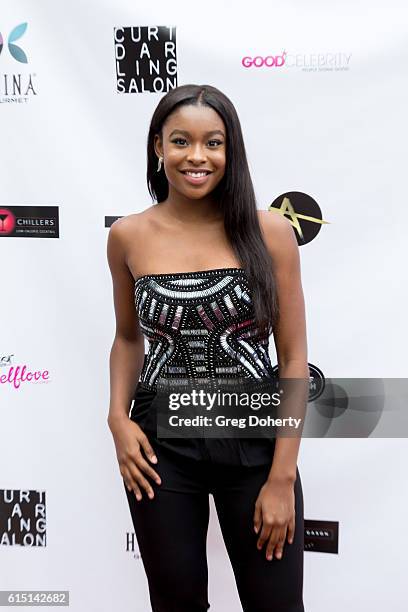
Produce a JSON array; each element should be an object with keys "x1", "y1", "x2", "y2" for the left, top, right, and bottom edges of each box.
[
  {"x1": 168, "y1": 414, "x2": 303, "y2": 429},
  {"x1": 168, "y1": 389, "x2": 282, "y2": 411}
]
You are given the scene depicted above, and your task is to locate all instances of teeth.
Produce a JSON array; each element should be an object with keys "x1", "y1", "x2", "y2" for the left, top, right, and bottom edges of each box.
[{"x1": 185, "y1": 171, "x2": 208, "y2": 177}]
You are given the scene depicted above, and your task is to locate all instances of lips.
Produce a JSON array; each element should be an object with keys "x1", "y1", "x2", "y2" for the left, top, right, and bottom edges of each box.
[
  {"x1": 180, "y1": 170, "x2": 212, "y2": 175},
  {"x1": 180, "y1": 170, "x2": 212, "y2": 185}
]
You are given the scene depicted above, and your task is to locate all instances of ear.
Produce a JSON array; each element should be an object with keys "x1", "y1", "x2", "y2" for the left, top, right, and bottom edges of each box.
[{"x1": 153, "y1": 134, "x2": 163, "y2": 158}]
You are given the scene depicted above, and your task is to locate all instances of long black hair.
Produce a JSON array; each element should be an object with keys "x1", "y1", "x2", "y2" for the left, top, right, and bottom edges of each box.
[{"x1": 146, "y1": 84, "x2": 279, "y2": 339}]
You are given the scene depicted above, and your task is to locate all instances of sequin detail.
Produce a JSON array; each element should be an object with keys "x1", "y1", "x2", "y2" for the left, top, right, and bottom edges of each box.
[{"x1": 134, "y1": 267, "x2": 273, "y2": 391}]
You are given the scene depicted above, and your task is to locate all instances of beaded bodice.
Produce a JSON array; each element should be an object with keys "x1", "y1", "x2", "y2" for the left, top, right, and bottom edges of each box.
[{"x1": 134, "y1": 267, "x2": 274, "y2": 391}]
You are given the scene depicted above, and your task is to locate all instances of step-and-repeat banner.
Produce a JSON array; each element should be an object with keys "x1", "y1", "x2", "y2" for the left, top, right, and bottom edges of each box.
[{"x1": 1, "y1": 1, "x2": 406, "y2": 610}]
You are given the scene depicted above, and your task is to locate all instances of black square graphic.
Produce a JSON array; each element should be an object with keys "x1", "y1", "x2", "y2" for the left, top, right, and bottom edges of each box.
[
  {"x1": 0, "y1": 489, "x2": 46, "y2": 547},
  {"x1": 304, "y1": 519, "x2": 339, "y2": 553},
  {"x1": 114, "y1": 26, "x2": 177, "y2": 93}
]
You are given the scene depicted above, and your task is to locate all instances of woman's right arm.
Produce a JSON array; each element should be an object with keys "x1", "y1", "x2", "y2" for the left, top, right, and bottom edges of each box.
[{"x1": 106, "y1": 218, "x2": 161, "y2": 501}]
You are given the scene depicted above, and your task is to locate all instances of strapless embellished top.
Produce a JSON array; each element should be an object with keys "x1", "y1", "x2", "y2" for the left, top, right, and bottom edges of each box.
[{"x1": 134, "y1": 267, "x2": 274, "y2": 392}]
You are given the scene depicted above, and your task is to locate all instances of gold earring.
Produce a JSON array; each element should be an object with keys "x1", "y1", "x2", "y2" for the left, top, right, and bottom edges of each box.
[{"x1": 157, "y1": 156, "x2": 163, "y2": 172}]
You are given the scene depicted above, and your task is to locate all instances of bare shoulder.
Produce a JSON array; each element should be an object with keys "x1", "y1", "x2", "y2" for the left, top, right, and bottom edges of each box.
[
  {"x1": 108, "y1": 206, "x2": 157, "y2": 250},
  {"x1": 257, "y1": 209, "x2": 298, "y2": 260},
  {"x1": 110, "y1": 205, "x2": 155, "y2": 236}
]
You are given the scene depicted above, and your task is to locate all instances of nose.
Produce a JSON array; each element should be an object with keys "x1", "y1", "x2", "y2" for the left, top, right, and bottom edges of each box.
[{"x1": 186, "y1": 143, "x2": 207, "y2": 163}]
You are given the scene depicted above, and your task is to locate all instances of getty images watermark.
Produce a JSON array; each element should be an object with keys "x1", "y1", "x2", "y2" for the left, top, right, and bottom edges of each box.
[
  {"x1": 137, "y1": 377, "x2": 408, "y2": 439},
  {"x1": 167, "y1": 386, "x2": 302, "y2": 430},
  {"x1": 150, "y1": 377, "x2": 308, "y2": 440}
]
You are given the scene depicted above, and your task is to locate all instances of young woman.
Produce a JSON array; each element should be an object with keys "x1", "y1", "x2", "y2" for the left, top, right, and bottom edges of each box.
[{"x1": 107, "y1": 84, "x2": 308, "y2": 612}]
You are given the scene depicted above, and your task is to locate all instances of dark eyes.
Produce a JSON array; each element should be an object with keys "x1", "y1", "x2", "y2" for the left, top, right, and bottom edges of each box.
[{"x1": 171, "y1": 137, "x2": 223, "y2": 147}]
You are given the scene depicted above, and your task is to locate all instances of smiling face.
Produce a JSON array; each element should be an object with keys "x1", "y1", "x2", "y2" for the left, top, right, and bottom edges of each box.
[{"x1": 154, "y1": 104, "x2": 227, "y2": 200}]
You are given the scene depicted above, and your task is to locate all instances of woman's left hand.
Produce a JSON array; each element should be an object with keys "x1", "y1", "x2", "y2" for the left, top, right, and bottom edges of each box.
[{"x1": 253, "y1": 475, "x2": 296, "y2": 561}]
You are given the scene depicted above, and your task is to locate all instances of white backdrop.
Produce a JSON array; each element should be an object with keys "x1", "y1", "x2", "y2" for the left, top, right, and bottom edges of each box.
[{"x1": 1, "y1": 0, "x2": 407, "y2": 610}]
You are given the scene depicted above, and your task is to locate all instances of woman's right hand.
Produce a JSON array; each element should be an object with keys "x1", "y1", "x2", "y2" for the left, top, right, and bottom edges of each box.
[{"x1": 109, "y1": 415, "x2": 162, "y2": 501}]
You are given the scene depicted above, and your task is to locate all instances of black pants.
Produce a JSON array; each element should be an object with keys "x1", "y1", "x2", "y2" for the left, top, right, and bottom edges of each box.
[{"x1": 124, "y1": 436, "x2": 304, "y2": 612}]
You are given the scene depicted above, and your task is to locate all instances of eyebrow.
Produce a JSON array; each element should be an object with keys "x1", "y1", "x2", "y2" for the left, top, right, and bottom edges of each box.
[{"x1": 169, "y1": 129, "x2": 225, "y2": 138}]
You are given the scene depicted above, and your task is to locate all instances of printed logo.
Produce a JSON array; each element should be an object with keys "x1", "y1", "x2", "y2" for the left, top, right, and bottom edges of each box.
[
  {"x1": 0, "y1": 22, "x2": 37, "y2": 103},
  {"x1": 126, "y1": 531, "x2": 142, "y2": 559},
  {"x1": 268, "y1": 192, "x2": 329, "y2": 245},
  {"x1": 0, "y1": 490, "x2": 46, "y2": 547},
  {"x1": 0, "y1": 206, "x2": 59, "y2": 238},
  {"x1": 242, "y1": 50, "x2": 352, "y2": 72},
  {"x1": 0, "y1": 22, "x2": 28, "y2": 63},
  {"x1": 242, "y1": 52, "x2": 287, "y2": 68},
  {"x1": 114, "y1": 26, "x2": 177, "y2": 93},
  {"x1": 0, "y1": 208, "x2": 16, "y2": 235},
  {"x1": 271, "y1": 362, "x2": 325, "y2": 402},
  {"x1": 308, "y1": 364, "x2": 326, "y2": 402},
  {"x1": 0, "y1": 353, "x2": 50, "y2": 390},
  {"x1": 304, "y1": 520, "x2": 339, "y2": 553}
]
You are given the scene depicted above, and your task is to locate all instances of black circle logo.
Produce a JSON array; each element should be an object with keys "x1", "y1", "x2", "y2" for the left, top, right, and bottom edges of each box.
[{"x1": 268, "y1": 191, "x2": 328, "y2": 245}]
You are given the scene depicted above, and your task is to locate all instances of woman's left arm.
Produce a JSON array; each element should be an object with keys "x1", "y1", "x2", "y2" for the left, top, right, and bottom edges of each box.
[
  {"x1": 253, "y1": 210, "x2": 309, "y2": 560},
  {"x1": 263, "y1": 210, "x2": 308, "y2": 479}
]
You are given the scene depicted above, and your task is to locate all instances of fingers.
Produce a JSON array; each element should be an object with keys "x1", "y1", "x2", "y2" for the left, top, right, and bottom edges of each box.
[
  {"x1": 256, "y1": 515, "x2": 291, "y2": 561},
  {"x1": 265, "y1": 525, "x2": 287, "y2": 561},
  {"x1": 138, "y1": 432, "x2": 158, "y2": 465},
  {"x1": 136, "y1": 454, "x2": 162, "y2": 486},
  {"x1": 253, "y1": 499, "x2": 262, "y2": 534},
  {"x1": 256, "y1": 522, "x2": 271, "y2": 553},
  {"x1": 121, "y1": 465, "x2": 143, "y2": 501},
  {"x1": 287, "y1": 513, "x2": 296, "y2": 545},
  {"x1": 121, "y1": 431, "x2": 162, "y2": 501},
  {"x1": 127, "y1": 430, "x2": 162, "y2": 501},
  {"x1": 127, "y1": 462, "x2": 156, "y2": 500}
]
